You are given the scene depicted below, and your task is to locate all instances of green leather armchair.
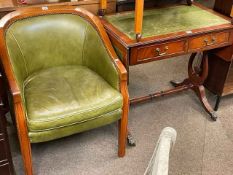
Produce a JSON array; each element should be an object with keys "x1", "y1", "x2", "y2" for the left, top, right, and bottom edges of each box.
[{"x1": 0, "y1": 6, "x2": 129, "y2": 175}]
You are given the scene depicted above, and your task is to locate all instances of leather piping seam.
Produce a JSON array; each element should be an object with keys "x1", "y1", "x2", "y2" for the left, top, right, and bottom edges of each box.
[
  {"x1": 26, "y1": 96, "x2": 122, "y2": 123},
  {"x1": 82, "y1": 23, "x2": 88, "y2": 65},
  {"x1": 7, "y1": 30, "x2": 29, "y2": 77},
  {"x1": 28, "y1": 108, "x2": 122, "y2": 132}
]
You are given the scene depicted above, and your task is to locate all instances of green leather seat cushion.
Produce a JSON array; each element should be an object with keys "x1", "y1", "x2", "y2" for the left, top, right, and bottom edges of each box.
[
  {"x1": 24, "y1": 65, "x2": 123, "y2": 132},
  {"x1": 105, "y1": 5, "x2": 230, "y2": 39}
]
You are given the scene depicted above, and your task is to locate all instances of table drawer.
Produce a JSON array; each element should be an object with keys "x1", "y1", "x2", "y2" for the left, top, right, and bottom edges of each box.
[
  {"x1": 0, "y1": 138, "x2": 7, "y2": 162},
  {"x1": 131, "y1": 40, "x2": 187, "y2": 64},
  {"x1": 0, "y1": 162, "x2": 11, "y2": 175},
  {"x1": 188, "y1": 31, "x2": 230, "y2": 51}
]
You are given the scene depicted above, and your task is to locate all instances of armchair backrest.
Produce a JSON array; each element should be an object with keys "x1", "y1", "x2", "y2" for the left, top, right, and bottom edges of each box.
[
  {"x1": 5, "y1": 14, "x2": 88, "y2": 86},
  {"x1": 0, "y1": 7, "x2": 121, "y2": 96}
]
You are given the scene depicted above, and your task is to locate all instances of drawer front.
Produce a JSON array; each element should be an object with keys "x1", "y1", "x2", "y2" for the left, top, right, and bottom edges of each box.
[
  {"x1": 0, "y1": 138, "x2": 7, "y2": 162},
  {"x1": 188, "y1": 31, "x2": 230, "y2": 51},
  {"x1": 0, "y1": 117, "x2": 5, "y2": 133},
  {"x1": 0, "y1": 162, "x2": 11, "y2": 175},
  {"x1": 131, "y1": 40, "x2": 186, "y2": 64},
  {"x1": 0, "y1": 124, "x2": 2, "y2": 133}
]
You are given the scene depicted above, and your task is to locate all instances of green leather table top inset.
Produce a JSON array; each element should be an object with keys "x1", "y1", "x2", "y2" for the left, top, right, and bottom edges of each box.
[{"x1": 105, "y1": 5, "x2": 230, "y2": 39}]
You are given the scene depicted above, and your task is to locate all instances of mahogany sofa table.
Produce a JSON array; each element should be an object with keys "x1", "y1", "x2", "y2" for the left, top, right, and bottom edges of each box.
[{"x1": 101, "y1": 3, "x2": 233, "y2": 121}]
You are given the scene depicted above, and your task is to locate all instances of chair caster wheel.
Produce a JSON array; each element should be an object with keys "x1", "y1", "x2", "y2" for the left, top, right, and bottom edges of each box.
[
  {"x1": 127, "y1": 132, "x2": 136, "y2": 146},
  {"x1": 210, "y1": 112, "x2": 217, "y2": 121}
]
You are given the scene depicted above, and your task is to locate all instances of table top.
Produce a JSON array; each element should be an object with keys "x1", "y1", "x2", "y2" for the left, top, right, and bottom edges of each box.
[
  {"x1": 106, "y1": 5, "x2": 230, "y2": 39},
  {"x1": 102, "y1": 3, "x2": 233, "y2": 47}
]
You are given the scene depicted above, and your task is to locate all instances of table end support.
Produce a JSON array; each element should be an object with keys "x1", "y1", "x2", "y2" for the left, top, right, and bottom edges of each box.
[{"x1": 170, "y1": 52, "x2": 218, "y2": 121}]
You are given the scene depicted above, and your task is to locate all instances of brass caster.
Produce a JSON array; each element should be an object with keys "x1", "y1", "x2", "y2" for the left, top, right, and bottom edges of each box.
[
  {"x1": 210, "y1": 111, "x2": 217, "y2": 121},
  {"x1": 127, "y1": 132, "x2": 136, "y2": 146},
  {"x1": 170, "y1": 80, "x2": 180, "y2": 87},
  {"x1": 98, "y1": 9, "x2": 106, "y2": 17},
  {"x1": 136, "y1": 33, "x2": 142, "y2": 42}
]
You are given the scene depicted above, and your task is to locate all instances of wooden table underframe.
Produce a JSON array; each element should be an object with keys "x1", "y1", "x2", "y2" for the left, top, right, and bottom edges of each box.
[{"x1": 100, "y1": 3, "x2": 233, "y2": 121}]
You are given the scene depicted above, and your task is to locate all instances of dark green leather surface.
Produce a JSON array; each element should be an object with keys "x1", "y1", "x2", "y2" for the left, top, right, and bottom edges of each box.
[
  {"x1": 5, "y1": 14, "x2": 123, "y2": 142},
  {"x1": 105, "y1": 5, "x2": 230, "y2": 39},
  {"x1": 24, "y1": 66, "x2": 122, "y2": 131}
]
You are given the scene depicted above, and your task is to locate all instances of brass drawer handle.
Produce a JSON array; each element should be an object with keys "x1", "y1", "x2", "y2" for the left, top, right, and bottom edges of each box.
[
  {"x1": 155, "y1": 46, "x2": 169, "y2": 56},
  {"x1": 204, "y1": 37, "x2": 216, "y2": 46}
]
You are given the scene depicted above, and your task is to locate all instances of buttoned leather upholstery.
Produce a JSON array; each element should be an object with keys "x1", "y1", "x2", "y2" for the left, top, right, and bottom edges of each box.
[{"x1": 5, "y1": 14, "x2": 123, "y2": 143}]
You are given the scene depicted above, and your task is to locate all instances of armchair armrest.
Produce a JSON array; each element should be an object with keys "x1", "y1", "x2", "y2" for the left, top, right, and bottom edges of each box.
[
  {"x1": 114, "y1": 58, "x2": 127, "y2": 81},
  {"x1": 9, "y1": 83, "x2": 21, "y2": 104},
  {"x1": 83, "y1": 19, "x2": 127, "y2": 90}
]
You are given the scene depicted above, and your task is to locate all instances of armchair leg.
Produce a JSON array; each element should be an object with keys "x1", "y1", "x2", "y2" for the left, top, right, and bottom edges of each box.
[
  {"x1": 118, "y1": 81, "x2": 129, "y2": 157},
  {"x1": 118, "y1": 118, "x2": 127, "y2": 157},
  {"x1": 15, "y1": 103, "x2": 33, "y2": 175},
  {"x1": 19, "y1": 137, "x2": 33, "y2": 175}
]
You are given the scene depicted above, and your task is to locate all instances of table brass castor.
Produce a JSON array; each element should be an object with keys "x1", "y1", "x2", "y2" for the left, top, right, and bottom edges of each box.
[{"x1": 210, "y1": 111, "x2": 218, "y2": 121}]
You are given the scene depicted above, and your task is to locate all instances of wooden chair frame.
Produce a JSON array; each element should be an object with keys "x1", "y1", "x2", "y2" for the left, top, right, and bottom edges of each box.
[{"x1": 0, "y1": 6, "x2": 129, "y2": 175}]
